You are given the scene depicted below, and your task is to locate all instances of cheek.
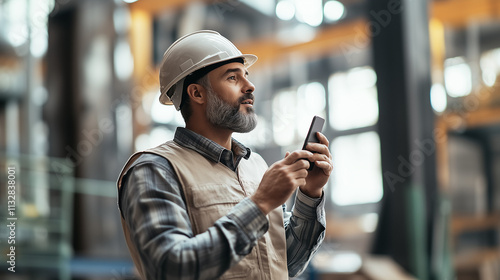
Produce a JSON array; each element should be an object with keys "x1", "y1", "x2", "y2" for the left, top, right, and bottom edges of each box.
[{"x1": 216, "y1": 88, "x2": 241, "y2": 104}]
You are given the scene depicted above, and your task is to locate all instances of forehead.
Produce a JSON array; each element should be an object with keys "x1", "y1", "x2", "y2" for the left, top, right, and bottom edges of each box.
[{"x1": 209, "y1": 62, "x2": 247, "y2": 77}]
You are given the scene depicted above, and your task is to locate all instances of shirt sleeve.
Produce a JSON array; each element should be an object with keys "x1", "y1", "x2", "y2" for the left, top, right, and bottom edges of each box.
[
  {"x1": 119, "y1": 156, "x2": 269, "y2": 280},
  {"x1": 284, "y1": 189, "x2": 326, "y2": 277}
]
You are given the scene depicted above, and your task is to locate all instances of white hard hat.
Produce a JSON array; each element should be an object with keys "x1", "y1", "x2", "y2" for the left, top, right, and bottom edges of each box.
[{"x1": 159, "y1": 30, "x2": 258, "y2": 110}]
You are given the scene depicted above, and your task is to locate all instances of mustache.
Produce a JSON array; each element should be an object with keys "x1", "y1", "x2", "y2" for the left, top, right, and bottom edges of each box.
[{"x1": 238, "y1": 93, "x2": 255, "y2": 103}]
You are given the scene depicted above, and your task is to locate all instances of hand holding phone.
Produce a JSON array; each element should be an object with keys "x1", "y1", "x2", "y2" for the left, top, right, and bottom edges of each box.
[{"x1": 302, "y1": 116, "x2": 325, "y2": 170}]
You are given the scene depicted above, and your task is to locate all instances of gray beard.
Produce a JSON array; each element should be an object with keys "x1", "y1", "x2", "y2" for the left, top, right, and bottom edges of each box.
[{"x1": 205, "y1": 88, "x2": 257, "y2": 133}]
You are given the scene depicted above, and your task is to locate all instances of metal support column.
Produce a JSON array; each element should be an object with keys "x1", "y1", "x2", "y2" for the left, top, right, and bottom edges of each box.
[{"x1": 369, "y1": 0, "x2": 437, "y2": 279}]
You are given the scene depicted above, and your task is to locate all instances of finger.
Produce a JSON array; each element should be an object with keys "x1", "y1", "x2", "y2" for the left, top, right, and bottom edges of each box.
[
  {"x1": 285, "y1": 151, "x2": 290, "y2": 158},
  {"x1": 317, "y1": 132, "x2": 330, "y2": 147},
  {"x1": 290, "y1": 159, "x2": 310, "y2": 171},
  {"x1": 304, "y1": 133, "x2": 330, "y2": 155},
  {"x1": 292, "y1": 171, "x2": 308, "y2": 186},
  {"x1": 306, "y1": 142, "x2": 331, "y2": 158},
  {"x1": 283, "y1": 150, "x2": 313, "y2": 165},
  {"x1": 296, "y1": 178, "x2": 307, "y2": 187},
  {"x1": 314, "y1": 160, "x2": 334, "y2": 175},
  {"x1": 309, "y1": 153, "x2": 331, "y2": 164},
  {"x1": 294, "y1": 168, "x2": 309, "y2": 179}
]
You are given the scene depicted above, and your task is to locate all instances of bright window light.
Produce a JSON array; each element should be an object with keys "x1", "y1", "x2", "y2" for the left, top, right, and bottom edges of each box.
[
  {"x1": 29, "y1": 0, "x2": 52, "y2": 55},
  {"x1": 330, "y1": 131, "x2": 383, "y2": 206},
  {"x1": 444, "y1": 57, "x2": 472, "y2": 97},
  {"x1": 150, "y1": 92, "x2": 184, "y2": 125},
  {"x1": 116, "y1": 103, "x2": 133, "y2": 153},
  {"x1": 273, "y1": 89, "x2": 297, "y2": 146},
  {"x1": 296, "y1": 82, "x2": 326, "y2": 139},
  {"x1": 84, "y1": 36, "x2": 111, "y2": 89},
  {"x1": 241, "y1": 0, "x2": 275, "y2": 16},
  {"x1": 276, "y1": 0, "x2": 295, "y2": 21},
  {"x1": 113, "y1": 6, "x2": 131, "y2": 34},
  {"x1": 114, "y1": 39, "x2": 134, "y2": 81},
  {"x1": 347, "y1": 67, "x2": 377, "y2": 89},
  {"x1": 430, "y1": 83, "x2": 447, "y2": 113},
  {"x1": 123, "y1": 0, "x2": 138, "y2": 3},
  {"x1": 480, "y1": 48, "x2": 500, "y2": 87},
  {"x1": 277, "y1": 24, "x2": 316, "y2": 46},
  {"x1": 324, "y1": 0, "x2": 345, "y2": 22},
  {"x1": 361, "y1": 213, "x2": 379, "y2": 232},
  {"x1": 6, "y1": 0, "x2": 28, "y2": 47},
  {"x1": 47, "y1": 0, "x2": 56, "y2": 13},
  {"x1": 30, "y1": 32, "x2": 48, "y2": 57},
  {"x1": 330, "y1": 252, "x2": 362, "y2": 273},
  {"x1": 313, "y1": 251, "x2": 363, "y2": 274},
  {"x1": 295, "y1": 0, "x2": 323, "y2": 27},
  {"x1": 482, "y1": 69, "x2": 497, "y2": 87},
  {"x1": 134, "y1": 127, "x2": 174, "y2": 151},
  {"x1": 329, "y1": 67, "x2": 379, "y2": 130},
  {"x1": 135, "y1": 134, "x2": 149, "y2": 151},
  {"x1": 150, "y1": 127, "x2": 174, "y2": 147},
  {"x1": 273, "y1": 83, "x2": 326, "y2": 147}
]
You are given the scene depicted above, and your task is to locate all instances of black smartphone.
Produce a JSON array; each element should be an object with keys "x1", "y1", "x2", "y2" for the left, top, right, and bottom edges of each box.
[{"x1": 302, "y1": 116, "x2": 325, "y2": 170}]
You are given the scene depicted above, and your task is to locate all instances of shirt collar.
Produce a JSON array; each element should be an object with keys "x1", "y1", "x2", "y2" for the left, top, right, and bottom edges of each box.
[{"x1": 173, "y1": 127, "x2": 251, "y2": 171}]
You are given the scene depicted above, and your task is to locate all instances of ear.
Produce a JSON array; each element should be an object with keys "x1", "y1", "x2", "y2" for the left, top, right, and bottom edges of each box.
[{"x1": 186, "y1": 83, "x2": 206, "y2": 105}]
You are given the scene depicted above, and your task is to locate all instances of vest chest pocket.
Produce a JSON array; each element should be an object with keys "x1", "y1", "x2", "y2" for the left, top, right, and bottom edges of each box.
[
  {"x1": 238, "y1": 180, "x2": 259, "y2": 196},
  {"x1": 188, "y1": 184, "x2": 246, "y2": 233},
  {"x1": 191, "y1": 184, "x2": 245, "y2": 207}
]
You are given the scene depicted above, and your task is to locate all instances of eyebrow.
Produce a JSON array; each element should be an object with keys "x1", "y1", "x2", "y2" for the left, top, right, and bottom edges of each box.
[{"x1": 222, "y1": 68, "x2": 249, "y2": 77}]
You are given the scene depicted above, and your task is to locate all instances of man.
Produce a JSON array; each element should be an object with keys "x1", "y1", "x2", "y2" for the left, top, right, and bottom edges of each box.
[{"x1": 117, "y1": 30, "x2": 332, "y2": 280}]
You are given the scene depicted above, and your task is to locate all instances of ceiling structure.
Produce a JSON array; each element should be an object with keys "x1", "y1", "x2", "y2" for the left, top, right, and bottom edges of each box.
[{"x1": 126, "y1": 0, "x2": 500, "y2": 83}]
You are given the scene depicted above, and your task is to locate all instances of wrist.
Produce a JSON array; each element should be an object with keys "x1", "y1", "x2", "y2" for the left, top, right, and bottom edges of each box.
[
  {"x1": 250, "y1": 195, "x2": 272, "y2": 215},
  {"x1": 299, "y1": 186, "x2": 322, "y2": 198}
]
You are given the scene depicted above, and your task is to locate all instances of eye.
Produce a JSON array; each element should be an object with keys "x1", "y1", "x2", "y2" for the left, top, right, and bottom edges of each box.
[{"x1": 228, "y1": 76, "x2": 236, "y2": 80}]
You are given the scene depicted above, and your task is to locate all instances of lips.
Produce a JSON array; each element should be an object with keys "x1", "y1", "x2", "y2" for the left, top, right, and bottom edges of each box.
[{"x1": 241, "y1": 99, "x2": 254, "y2": 105}]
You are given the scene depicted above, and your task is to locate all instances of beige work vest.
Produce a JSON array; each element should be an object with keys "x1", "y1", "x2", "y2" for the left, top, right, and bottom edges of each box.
[{"x1": 117, "y1": 141, "x2": 288, "y2": 279}]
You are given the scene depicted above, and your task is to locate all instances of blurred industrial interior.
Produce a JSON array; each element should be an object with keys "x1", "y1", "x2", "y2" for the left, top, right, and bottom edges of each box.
[{"x1": 1, "y1": 0, "x2": 500, "y2": 279}]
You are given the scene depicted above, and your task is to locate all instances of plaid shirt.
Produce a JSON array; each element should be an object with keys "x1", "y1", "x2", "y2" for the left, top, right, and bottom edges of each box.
[{"x1": 119, "y1": 127, "x2": 326, "y2": 279}]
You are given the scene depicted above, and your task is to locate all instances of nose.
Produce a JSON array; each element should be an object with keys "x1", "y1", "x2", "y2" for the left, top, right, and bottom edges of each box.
[{"x1": 243, "y1": 78, "x2": 255, "y2": 94}]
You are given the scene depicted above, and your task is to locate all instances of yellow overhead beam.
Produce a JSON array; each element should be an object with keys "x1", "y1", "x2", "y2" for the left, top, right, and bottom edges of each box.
[
  {"x1": 130, "y1": 0, "x2": 500, "y2": 26},
  {"x1": 431, "y1": 0, "x2": 500, "y2": 27},
  {"x1": 237, "y1": 19, "x2": 368, "y2": 66},
  {"x1": 127, "y1": 0, "x2": 500, "y2": 76},
  {"x1": 126, "y1": 0, "x2": 500, "y2": 68},
  {"x1": 129, "y1": 0, "x2": 210, "y2": 15}
]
